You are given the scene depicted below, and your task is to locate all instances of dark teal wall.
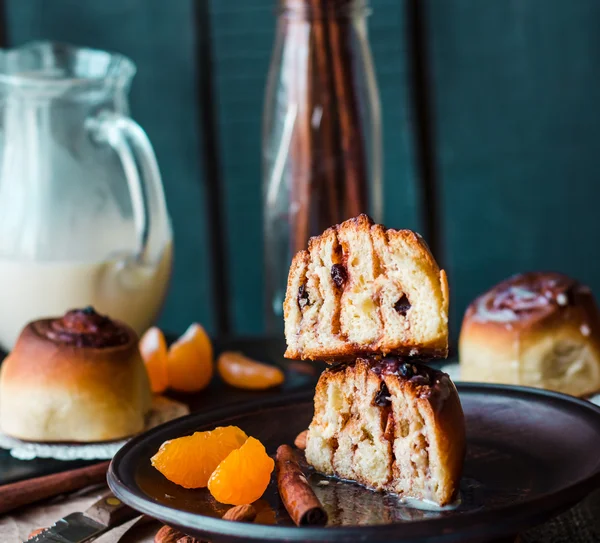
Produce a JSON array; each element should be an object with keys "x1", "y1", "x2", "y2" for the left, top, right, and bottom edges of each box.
[
  {"x1": 208, "y1": 1, "x2": 273, "y2": 335},
  {"x1": 425, "y1": 0, "x2": 600, "y2": 332},
  {"x1": 6, "y1": 0, "x2": 600, "y2": 340}
]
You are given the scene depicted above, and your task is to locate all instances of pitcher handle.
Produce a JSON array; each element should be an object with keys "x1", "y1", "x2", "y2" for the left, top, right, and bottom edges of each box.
[{"x1": 86, "y1": 110, "x2": 170, "y2": 264}]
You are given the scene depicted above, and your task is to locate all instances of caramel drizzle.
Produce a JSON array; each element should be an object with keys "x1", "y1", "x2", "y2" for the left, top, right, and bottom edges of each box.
[{"x1": 34, "y1": 307, "x2": 129, "y2": 348}]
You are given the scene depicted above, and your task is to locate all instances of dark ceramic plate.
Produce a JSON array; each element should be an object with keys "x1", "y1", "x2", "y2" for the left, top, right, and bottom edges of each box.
[{"x1": 108, "y1": 384, "x2": 600, "y2": 543}]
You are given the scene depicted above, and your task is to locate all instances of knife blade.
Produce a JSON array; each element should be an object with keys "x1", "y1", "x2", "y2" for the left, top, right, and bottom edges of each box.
[{"x1": 24, "y1": 493, "x2": 138, "y2": 543}]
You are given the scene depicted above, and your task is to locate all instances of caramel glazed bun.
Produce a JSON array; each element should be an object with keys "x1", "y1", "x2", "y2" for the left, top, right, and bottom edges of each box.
[
  {"x1": 0, "y1": 307, "x2": 152, "y2": 442},
  {"x1": 306, "y1": 357, "x2": 465, "y2": 506},
  {"x1": 460, "y1": 272, "x2": 600, "y2": 397},
  {"x1": 284, "y1": 214, "x2": 449, "y2": 362}
]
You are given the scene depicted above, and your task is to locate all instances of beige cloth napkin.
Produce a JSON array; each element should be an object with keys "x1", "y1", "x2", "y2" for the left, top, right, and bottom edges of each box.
[{"x1": 0, "y1": 486, "x2": 158, "y2": 543}]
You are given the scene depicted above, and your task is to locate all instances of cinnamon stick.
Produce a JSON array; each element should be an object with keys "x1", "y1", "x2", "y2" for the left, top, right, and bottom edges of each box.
[
  {"x1": 287, "y1": 0, "x2": 370, "y2": 254},
  {"x1": 326, "y1": 0, "x2": 369, "y2": 218},
  {"x1": 309, "y1": 0, "x2": 342, "y2": 228},
  {"x1": 0, "y1": 460, "x2": 110, "y2": 516},
  {"x1": 276, "y1": 444, "x2": 327, "y2": 526},
  {"x1": 289, "y1": 14, "x2": 314, "y2": 255}
]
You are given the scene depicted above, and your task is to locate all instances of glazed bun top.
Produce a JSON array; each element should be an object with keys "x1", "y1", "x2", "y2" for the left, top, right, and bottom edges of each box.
[
  {"x1": 18, "y1": 306, "x2": 140, "y2": 359},
  {"x1": 465, "y1": 272, "x2": 592, "y2": 325},
  {"x1": 31, "y1": 306, "x2": 133, "y2": 348}
]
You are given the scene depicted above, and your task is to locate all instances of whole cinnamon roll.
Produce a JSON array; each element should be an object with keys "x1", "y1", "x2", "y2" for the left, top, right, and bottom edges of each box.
[
  {"x1": 459, "y1": 272, "x2": 600, "y2": 397},
  {"x1": 0, "y1": 307, "x2": 152, "y2": 442}
]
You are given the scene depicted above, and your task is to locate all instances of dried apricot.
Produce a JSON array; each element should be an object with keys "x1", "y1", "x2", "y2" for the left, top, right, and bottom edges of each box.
[
  {"x1": 151, "y1": 426, "x2": 247, "y2": 488},
  {"x1": 139, "y1": 327, "x2": 169, "y2": 393},
  {"x1": 217, "y1": 352, "x2": 284, "y2": 390},
  {"x1": 167, "y1": 323, "x2": 214, "y2": 392},
  {"x1": 208, "y1": 436, "x2": 274, "y2": 505}
]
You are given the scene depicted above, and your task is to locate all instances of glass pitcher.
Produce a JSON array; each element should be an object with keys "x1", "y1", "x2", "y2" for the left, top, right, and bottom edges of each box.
[{"x1": 0, "y1": 41, "x2": 173, "y2": 350}]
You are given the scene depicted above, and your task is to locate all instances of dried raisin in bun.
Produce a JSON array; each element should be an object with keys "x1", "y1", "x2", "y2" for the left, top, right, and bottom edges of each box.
[
  {"x1": 284, "y1": 214, "x2": 449, "y2": 361},
  {"x1": 305, "y1": 357, "x2": 465, "y2": 506},
  {"x1": 0, "y1": 307, "x2": 152, "y2": 442},
  {"x1": 459, "y1": 272, "x2": 600, "y2": 397}
]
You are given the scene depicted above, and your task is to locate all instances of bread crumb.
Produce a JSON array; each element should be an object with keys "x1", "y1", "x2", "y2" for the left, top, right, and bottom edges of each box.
[
  {"x1": 581, "y1": 324, "x2": 591, "y2": 337},
  {"x1": 556, "y1": 293, "x2": 568, "y2": 306},
  {"x1": 318, "y1": 480, "x2": 330, "y2": 486}
]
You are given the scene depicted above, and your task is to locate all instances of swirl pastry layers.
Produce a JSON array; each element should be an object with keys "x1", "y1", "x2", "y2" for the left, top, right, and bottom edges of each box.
[
  {"x1": 305, "y1": 357, "x2": 465, "y2": 506},
  {"x1": 460, "y1": 272, "x2": 600, "y2": 397},
  {"x1": 0, "y1": 307, "x2": 152, "y2": 442},
  {"x1": 284, "y1": 214, "x2": 449, "y2": 361}
]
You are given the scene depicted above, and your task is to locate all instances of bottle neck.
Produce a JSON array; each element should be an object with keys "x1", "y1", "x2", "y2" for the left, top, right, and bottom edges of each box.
[{"x1": 278, "y1": 0, "x2": 370, "y2": 20}]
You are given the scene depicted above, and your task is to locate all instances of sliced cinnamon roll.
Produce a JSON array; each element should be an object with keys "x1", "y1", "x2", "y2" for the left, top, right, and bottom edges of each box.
[
  {"x1": 0, "y1": 307, "x2": 152, "y2": 442},
  {"x1": 283, "y1": 214, "x2": 449, "y2": 361},
  {"x1": 459, "y1": 272, "x2": 600, "y2": 397}
]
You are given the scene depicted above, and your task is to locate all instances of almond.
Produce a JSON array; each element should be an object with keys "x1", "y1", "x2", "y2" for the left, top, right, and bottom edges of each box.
[
  {"x1": 222, "y1": 503, "x2": 257, "y2": 522},
  {"x1": 155, "y1": 525, "x2": 185, "y2": 543},
  {"x1": 294, "y1": 429, "x2": 308, "y2": 450}
]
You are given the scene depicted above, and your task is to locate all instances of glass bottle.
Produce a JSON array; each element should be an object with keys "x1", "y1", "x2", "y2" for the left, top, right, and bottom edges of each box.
[{"x1": 263, "y1": 0, "x2": 382, "y2": 333}]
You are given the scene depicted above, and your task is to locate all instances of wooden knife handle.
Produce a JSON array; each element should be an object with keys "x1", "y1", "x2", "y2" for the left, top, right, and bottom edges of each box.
[{"x1": 0, "y1": 460, "x2": 110, "y2": 516}]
